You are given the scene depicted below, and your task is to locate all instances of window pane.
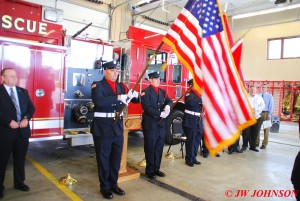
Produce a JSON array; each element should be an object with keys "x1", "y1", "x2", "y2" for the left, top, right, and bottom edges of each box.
[
  {"x1": 172, "y1": 64, "x2": 182, "y2": 84},
  {"x1": 283, "y1": 37, "x2": 300, "y2": 58},
  {"x1": 145, "y1": 49, "x2": 166, "y2": 82},
  {"x1": 268, "y1": 39, "x2": 281, "y2": 60}
]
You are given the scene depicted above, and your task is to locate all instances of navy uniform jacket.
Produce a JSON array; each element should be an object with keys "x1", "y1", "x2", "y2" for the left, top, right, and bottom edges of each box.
[
  {"x1": 182, "y1": 90, "x2": 202, "y2": 130},
  {"x1": 0, "y1": 85, "x2": 35, "y2": 139},
  {"x1": 141, "y1": 85, "x2": 172, "y2": 129},
  {"x1": 91, "y1": 78, "x2": 139, "y2": 137}
]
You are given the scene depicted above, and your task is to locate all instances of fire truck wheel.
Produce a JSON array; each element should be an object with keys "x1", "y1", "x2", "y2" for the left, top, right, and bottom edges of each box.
[{"x1": 165, "y1": 109, "x2": 184, "y2": 145}]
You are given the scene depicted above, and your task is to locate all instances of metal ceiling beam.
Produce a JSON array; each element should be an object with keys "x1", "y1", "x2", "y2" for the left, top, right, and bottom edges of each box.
[{"x1": 132, "y1": 0, "x2": 183, "y2": 16}]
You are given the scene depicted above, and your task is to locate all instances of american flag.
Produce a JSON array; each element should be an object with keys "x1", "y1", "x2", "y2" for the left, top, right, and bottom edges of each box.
[{"x1": 163, "y1": 0, "x2": 256, "y2": 155}]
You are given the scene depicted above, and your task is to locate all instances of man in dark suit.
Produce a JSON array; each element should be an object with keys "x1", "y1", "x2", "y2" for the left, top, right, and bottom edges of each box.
[
  {"x1": 141, "y1": 71, "x2": 172, "y2": 179},
  {"x1": 91, "y1": 61, "x2": 139, "y2": 199},
  {"x1": 182, "y1": 79, "x2": 202, "y2": 167},
  {"x1": 0, "y1": 68, "x2": 35, "y2": 199}
]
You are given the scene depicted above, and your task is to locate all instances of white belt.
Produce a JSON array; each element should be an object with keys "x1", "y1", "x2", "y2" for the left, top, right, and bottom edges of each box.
[
  {"x1": 185, "y1": 109, "x2": 201, "y2": 116},
  {"x1": 94, "y1": 112, "x2": 123, "y2": 118}
]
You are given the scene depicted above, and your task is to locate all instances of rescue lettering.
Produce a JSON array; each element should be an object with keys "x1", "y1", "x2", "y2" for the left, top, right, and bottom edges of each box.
[{"x1": 1, "y1": 15, "x2": 47, "y2": 35}]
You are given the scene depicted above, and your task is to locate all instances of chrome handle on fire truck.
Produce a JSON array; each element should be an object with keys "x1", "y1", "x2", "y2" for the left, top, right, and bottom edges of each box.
[{"x1": 35, "y1": 89, "x2": 45, "y2": 97}]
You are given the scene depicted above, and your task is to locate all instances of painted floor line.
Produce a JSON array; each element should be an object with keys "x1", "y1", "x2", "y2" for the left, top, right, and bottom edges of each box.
[{"x1": 26, "y1": 155, "x2": 83, "y2": 201}]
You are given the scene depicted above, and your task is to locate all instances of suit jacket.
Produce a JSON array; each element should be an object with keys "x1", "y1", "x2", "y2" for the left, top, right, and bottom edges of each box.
[{"x1": 0, "y1": 84, "x2": 35, "y2": 139}]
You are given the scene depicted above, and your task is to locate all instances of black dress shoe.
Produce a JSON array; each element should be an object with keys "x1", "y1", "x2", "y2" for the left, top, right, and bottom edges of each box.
[
  {"x1": 235, "y1": 148, "x2": 243, "y2": 153},
  {"x1": 155, "y1": 170, "x2": 165, "y2": 177},
  {"x1": 228, "y1": 149, "x2": 233, "y2": 154},
  {"x1": 185, "y1": 161, "x2": 194, "y2": 167},
  {"x1": 241, "y1": 146, "x2": 247, "y2": 152},
  {"x1": 100, "y1": 189, "x2": 113, "y2": 199},
  {"x1": 250, "y1": 147, "x2": 259, "y2": 152},
  {"x1": 146, "y1": 173, "x2": 156, "y2": 179},
  {"x1": 193, "y1": 159, "x2": 201, "y2": 165},
  {"x1": 203, "y1": 153, "x2": 208, "y2": 158},
  {"x1": 14, "y1": 184, "x2": 30, "y2": 192},
  {"x1": 110, "y1": 186, "x2": 125, "y2": 196}
]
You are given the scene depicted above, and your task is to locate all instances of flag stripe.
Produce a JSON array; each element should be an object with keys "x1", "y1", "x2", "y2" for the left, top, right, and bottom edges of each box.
[{"x1": 163, "y1": 9, "x2": 203, "y2": 91}]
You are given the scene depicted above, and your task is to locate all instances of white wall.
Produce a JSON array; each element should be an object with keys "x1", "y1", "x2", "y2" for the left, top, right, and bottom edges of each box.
[{"x1": 231, "y1": 11, "x2": 300, "y2": 81}]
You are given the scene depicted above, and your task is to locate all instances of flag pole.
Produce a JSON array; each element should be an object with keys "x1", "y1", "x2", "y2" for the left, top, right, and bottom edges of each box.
[
  {"x1": 114, "y1": 41, "x2": 165, "y2": 123},
  {"x1": 158, "y1": 85, "x2": 193, "y2": 124}
]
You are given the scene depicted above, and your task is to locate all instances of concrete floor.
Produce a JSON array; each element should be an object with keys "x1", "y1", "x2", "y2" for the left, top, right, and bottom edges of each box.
[{"x1": 2, "y1": 122, "x2": 299, "y2": 201}]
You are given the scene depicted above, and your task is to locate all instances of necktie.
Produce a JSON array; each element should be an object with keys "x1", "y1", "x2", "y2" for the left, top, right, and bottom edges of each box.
[{"x1": 10, "y1": 88, "x2": 21, "y2": 122}]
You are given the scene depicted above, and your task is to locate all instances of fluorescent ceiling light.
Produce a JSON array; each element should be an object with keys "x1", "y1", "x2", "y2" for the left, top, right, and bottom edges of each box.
[
  {"x1": 137, "y1": 0, "x2": 151, "y2": 5},
  {"x1": 232, "y1": 3, "x2": 300, "y2": 19}
]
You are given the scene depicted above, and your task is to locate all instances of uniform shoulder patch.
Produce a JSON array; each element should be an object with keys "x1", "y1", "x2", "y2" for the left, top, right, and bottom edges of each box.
[{"x1": 141, "y1": 92, "x2": 145, "y2": 96}]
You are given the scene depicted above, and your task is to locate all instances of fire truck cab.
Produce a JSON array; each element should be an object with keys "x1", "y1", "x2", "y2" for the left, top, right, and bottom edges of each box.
[{"x1": 0, "y1": 0, "x2": 190, "y2": 145}]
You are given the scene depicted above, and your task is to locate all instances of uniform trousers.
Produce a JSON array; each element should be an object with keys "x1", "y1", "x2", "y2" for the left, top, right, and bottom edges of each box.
[
  {"x1": 201, "y1": 136, "x2": 209, "y2": 156},
  {"x1": 0, "y1": 129, "x2": 29, "y2": 189},
  {"x1": 93, "y1": 135, "x2": 123, "y2": 190},
  {"x1": 143, "y1": 125, "x2": 165, "y2": 175},
  {"x1": 183, "y1": 126, "x2": 201, "y2": 163}
]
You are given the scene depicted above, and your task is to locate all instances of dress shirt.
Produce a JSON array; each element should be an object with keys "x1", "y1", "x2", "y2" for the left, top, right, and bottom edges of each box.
[
  {"x1": 261, "y1": 92, "x2": 274, "y2": 118},
  {"x1": 248, "y1": 94, "x2": 265, "y2": 119}
]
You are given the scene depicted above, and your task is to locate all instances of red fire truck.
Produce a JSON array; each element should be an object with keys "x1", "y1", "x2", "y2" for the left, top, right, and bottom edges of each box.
[{"x1": 0, "y1": 0, "x2": 189, "y2": 145}]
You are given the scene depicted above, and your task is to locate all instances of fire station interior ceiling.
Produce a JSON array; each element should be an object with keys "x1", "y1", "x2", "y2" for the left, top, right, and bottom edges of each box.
[
  {"x1": 157, "y1": 0, "x2": 300, "y2": 16},
  {"x1": 129, "y1": 0, "x2": 300, "y2": 30},
  {"x1": 23, "y1": 0, "x2": 300, "y2": 38}
]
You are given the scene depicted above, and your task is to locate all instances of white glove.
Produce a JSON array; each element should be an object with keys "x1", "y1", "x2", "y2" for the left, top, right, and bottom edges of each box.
[
  {"x1": 160, "y1": 111, "x2": 168, "y2": 118},
  {"x1": 128, "y1": 89, "x2": 139, "y2": 99},
  {"x1": 120, "y1": 94, "x2": 128, "y2": 105},
  {"x1": 164, "y1": 105, "x2": 170, "y2": 114},
  {"x1": 132, "y1": 90, "x2": 139, "y2": 98}
]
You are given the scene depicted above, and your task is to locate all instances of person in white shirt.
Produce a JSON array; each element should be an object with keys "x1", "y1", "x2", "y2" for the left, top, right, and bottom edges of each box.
[{"x1": 241, "y1": 85, "x2": 265, "y2": 152}]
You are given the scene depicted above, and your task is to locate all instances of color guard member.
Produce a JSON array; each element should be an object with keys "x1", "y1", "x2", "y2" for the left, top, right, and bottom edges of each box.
[
  {"x1": 91, "y1": 61, "x2": 139, "y2": 199},
  {"x1": 182, "y1": 79, "x2": 202, "y2": 167},
  {"x1": 141, "y1": 71, "x2": 172, "y2": 179}
]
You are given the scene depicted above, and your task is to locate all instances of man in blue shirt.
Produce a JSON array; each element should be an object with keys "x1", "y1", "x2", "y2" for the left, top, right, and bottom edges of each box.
[{"x1": 257, "y1": 84, "x2": 274, "y2": 149}]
